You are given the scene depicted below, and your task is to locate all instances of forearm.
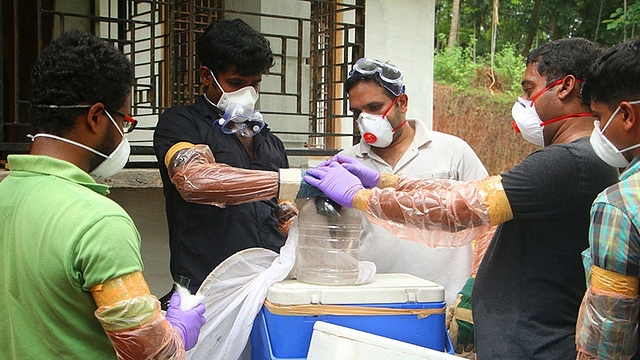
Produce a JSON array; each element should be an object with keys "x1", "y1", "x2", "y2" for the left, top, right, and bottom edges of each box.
[
  {"x1": 166, "y1": 143, "x2": 279, "y2": 207},
  {"x1": 576, "y1": 266, "x2": 640, "y2": 360},
  {"x1": 350, "y1": 176, "x2": 511, "y2": 248},
  {"x1": 471, "y1": 226, "x2": 497, "y2": 276},
  {"x1": 91, "y1": 272, "x2": 185, "y2": 359}
]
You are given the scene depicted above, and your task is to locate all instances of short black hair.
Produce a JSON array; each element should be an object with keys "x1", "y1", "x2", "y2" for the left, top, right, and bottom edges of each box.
[
  {"x1": 527, "y1": 38, "x2": 603, "y2": 86},
  {"x1": 29, "y1": 30, "x2": 134, "y2": 135},
  {"x1": 582, "y1": 37, "x2": 640, "y2": 110},
  {"x1": 196, "y1": 19, "x2": 274, "y2": 77}
]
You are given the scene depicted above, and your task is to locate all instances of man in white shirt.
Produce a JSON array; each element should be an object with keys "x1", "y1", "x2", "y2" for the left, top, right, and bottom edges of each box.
[{"x1": 339, "y1": 58, "x2": 488, "y2": 306}]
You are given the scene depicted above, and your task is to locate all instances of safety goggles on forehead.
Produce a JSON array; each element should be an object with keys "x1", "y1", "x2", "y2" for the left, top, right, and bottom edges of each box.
[
  {"x1": 349, "y1": 58, "x2": 405, "y2": 96},
  {"x1": 216, "y1": 103, "x2": 265, "y2": 137}
]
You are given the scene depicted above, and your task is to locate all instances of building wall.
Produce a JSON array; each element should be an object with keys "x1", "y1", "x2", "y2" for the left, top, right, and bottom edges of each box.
[{"x1": 107, "y1": 187, "x2": 173, "y2": 297}]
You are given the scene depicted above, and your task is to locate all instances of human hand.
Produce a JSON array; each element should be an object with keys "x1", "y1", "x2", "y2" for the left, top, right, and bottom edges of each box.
[
  {"x1": 576, "y1": 351, "x2": 598, "y2": 360},
  {"x1": 447, "y1": 277, "x2": 475, "y2": 354},
  {"x1": 330, "y1": 154, "x2": 380, "y2": 189},
  {"x1": 165, "y1": 292, "x2": 206, "y2": 351},
  {"x1": 276, "y1": 200, "x2": 299, "y2": 236},
  {"x1": 304, "y1": 162, "x2": 364, "y2": 208}
]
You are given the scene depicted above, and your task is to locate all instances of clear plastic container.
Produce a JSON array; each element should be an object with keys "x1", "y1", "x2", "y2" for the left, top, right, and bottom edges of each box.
[{"x1": 295, "y1": 196, "x2": 362, "y2": 286}]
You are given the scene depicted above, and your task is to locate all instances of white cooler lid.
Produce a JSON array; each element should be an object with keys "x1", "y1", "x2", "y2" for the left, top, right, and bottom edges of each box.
[{"x1": 266, "y1": 273, "x2": 445, "y2": 305}]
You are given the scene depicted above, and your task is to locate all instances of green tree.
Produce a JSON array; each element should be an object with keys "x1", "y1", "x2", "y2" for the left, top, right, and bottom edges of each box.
[{"x1": 435, "y1": 0, "x2": 630, "y2": 63}]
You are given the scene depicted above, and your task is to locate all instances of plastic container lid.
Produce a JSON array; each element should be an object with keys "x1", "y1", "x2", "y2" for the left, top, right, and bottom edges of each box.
[{"x1": 267, "y1": 273, "x2": 445, "y2": 305}]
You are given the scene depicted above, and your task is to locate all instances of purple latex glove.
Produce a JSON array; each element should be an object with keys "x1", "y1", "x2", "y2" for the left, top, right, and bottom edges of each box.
[
  {"x1": 332, "y1": 154, "x2": 380, "y2": 189},
  {"x1": 304, "y1": 162, "x2": 364, "y2": 208},
  {"x1": 165, "y1": 292, "x2": 206, "y2": 351}
]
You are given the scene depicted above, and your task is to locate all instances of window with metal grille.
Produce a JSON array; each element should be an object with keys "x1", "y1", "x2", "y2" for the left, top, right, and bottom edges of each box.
[{"x1": 0, "y1": 0, "x2": 364, "y2": 163}]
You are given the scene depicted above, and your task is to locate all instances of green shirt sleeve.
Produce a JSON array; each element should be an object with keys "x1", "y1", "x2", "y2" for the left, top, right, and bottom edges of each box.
[{"x1": 73, "y1": 214, "x2": 144, "y2": 291}]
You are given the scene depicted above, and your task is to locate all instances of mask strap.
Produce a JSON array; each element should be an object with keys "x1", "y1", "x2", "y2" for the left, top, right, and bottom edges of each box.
[
  {"x1": 530, "y1": 77, "x2": 582, "y2": 106},
  {"x1": 382, "y1": 96, "x2": 400, "y2": 118},
  {"x1": 618, "y1": 141, "x2": 640, "y2": 154},
  {"x1": 530, "y1": 78, "x2": 564, "y2": 105},
  {"x1": 103, "y1": 110, "x2": 124, "y2": 138},
  {"x1": 601, "y1": 99, "x2": 640, "y2": 133},
  {"x1": 209, "y1": 70, "x2": 225, "y2": 94},
  {"x1": 392, "y1": 120, "x2": 407, "y2": 132},
  {"x1": 29, "y1": 133, "x2": 109, "y2": 159},
  {"x1": 539, "y1": 112, "x2": 595, "y2": 127}
]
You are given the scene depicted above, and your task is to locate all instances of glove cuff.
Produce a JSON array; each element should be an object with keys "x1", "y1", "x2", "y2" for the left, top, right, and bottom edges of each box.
[
  {"x1": 377, "y1": 173, "x2": 398, "y2": 188},
  {"x1": 352, "y1": 189, "x2": 372, "y2": 211},
  {"x1": 278, "y1": 168, "x2": 303, "y2": 201}
]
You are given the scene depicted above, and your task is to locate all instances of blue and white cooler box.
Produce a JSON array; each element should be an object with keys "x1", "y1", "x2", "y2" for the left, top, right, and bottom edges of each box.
[{"x1": 251, "y1": 273, "x2": 453, "y2": 360}]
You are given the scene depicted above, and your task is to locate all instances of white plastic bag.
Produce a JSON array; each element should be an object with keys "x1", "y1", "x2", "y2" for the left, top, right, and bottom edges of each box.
[{"x1": 186, "y1": 218, "x2": 375, "y2": 360}]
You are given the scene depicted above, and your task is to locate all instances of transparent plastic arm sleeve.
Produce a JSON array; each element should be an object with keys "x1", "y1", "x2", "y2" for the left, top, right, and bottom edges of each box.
[
  {"x1": 91, "y1": 271, "x2": 186, "y2": 359},
  {"x1": 164, "y1": 142, "x2": 320, "y2": 208},
  {"x1": 471, "y1": 226, "x2": 497, "y2": 276},
  {"x1": 351, "y1": 174, "x2": 513, "y2": 248},
  {"x1": 576, "y1": 266, "x2": 640, "y2": 360}
]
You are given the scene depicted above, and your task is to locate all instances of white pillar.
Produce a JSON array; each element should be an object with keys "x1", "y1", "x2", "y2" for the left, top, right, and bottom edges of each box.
[{"x1": 364, "y1": 0, "x2": 436, "y2": 128}]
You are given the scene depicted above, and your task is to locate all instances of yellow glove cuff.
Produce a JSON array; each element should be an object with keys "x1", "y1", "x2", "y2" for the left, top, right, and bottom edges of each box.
[
  {"x1": 90, "y1": 271, "x2": 150, "y2": 307},
  {"x1": 164, "y1": 142, "x2": 195, "y2": 168},
  {"x1": 352, "y1": 189, "x2": 372, "y2": 211},
  {"x1": 591, "y1": 265, "x2": 639, "y2": 297},
  {"x1": 377, "y1": 173, "x2": 399, "y2": 188},
  {"x1": 477, "y1": 175, "x2": 513, "y2": 226}
]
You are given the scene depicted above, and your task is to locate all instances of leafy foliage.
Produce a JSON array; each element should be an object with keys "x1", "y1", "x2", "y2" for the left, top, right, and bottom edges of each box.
[
  {"x1": 605, "y1": 3, "x2": 640, "y2": 37},
  {"x1": 436, "y1": 0, "x2": 633, "y2": 59},
  {"x1": 434, "y1": 43, "x2": 525, "y2": 96}
]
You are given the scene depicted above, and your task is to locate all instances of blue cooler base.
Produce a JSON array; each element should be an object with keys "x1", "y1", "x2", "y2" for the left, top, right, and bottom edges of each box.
[{"x1": 251, "y1": 302, "x2": 453, "y2": 360}]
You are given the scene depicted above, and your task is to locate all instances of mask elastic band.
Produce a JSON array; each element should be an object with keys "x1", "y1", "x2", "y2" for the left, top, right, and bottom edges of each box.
[
  {"x1": 29, "y1": 133, "x2": 110, "y2": 159},
  {"x1": 392, "y1": 120, "x2": 407, "y2": 132},
  {"x1": 539, "y1": 112, "x2": 595, "y2": 127},
  {"x1": 530, "y1": 77, "x2": 583, "y2": 106},
  {"x1": 382, "y1": 96, "x2": 399, "y2": 118}
]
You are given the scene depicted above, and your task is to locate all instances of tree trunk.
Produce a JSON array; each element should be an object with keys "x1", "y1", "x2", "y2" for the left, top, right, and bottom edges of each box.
[
  {"x1": 490, "y1": 0, "x2": 499, "y2": 68},
  {"x1": 594, "y1": 0, "x2": 604, "y2": 41},
  {"x1": 489, "y1": 0, "x2": 499, "y2": 91},
  {"x1": 447, "y1": 0, "x2": 461, "y2": 48},
  {"x1": 522, "y1": 0, "x2": 542, "y2": 57}
]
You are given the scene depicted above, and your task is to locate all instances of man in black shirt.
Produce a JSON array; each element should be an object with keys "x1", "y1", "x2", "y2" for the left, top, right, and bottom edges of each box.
[{"x1": 154, "y1": 19, "x2": 310, "y2": 299}]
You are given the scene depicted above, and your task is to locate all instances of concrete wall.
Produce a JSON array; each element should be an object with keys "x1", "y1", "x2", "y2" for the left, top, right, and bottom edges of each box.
[
  {"x1": 365, "y1": 0, "x2": 436, "y2": 128},
  {"x1": 108, "y1": 187, "x2": 173, "y2": 297}
]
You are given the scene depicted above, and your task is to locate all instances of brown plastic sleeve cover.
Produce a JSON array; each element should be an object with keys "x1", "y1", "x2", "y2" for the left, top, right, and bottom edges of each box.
[{"x1": 166, "y1": 143, "x2": 279, "y2": 207}]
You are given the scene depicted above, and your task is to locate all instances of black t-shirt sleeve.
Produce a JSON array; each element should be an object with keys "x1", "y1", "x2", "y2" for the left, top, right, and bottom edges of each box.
[
  {"x1": 501, "y1": 145, "x2": 580, "y2": 220},
  {"x1": 153, "y1": 107, "x2": 205, "y2": 165}
]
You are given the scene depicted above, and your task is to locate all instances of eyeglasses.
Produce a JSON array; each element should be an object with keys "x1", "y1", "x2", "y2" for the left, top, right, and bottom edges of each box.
[
  {"x1": 110, "y1": 109, "x2": 138, "y2": 133},
  {"x1": 349, "y1": 58, "x2": 405, "y2": 96}
]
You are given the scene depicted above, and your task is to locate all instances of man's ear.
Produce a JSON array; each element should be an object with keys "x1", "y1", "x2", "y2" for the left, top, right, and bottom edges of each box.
[
  {"x1": 620, "y1": 101, "x2": 639, "y2": 133},
  {"x1": 558, "y1": 75, "x2": 578, "y2": 101},
  {"x1": 84, "y1": 103, "x2": 105, "y2": 134},
  {"x1": 396, "y1": 93, "x2": 409, "y2": 113},
  {"x1": 200, "y1": 66, "x2": 213, "y2": 87}
]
